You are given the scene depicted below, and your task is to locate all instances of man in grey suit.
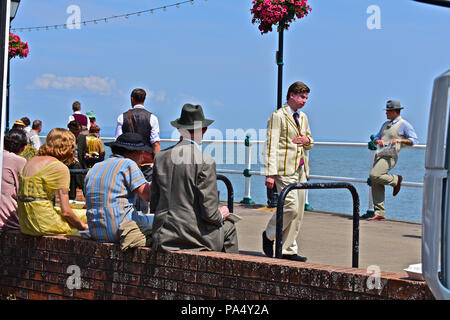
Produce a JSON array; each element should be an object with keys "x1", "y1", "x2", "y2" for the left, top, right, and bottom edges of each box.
[{"x1": 150, "y1": 104, "x2": 239, "y2": 253}]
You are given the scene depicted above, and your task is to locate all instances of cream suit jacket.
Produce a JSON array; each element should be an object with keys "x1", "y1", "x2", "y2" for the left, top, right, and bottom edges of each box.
[{"x1": 264, "y1": 105, "x2": 314, "y2": 177}]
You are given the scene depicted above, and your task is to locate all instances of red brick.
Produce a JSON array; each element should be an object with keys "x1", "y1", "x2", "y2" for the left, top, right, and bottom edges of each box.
[
  {"x1": 140, "y1": 288, "x2": 158, "y2": 300},
  {"x1": 74, "y1": 290, "x2": 96, "y2": 300},
  {"x1": 42, "y1": 283, "x2": 64, "y2": 296},
  {"x1": 28, "y1": 290, "x2": 48, "y2": 300},
  {"x1": 163, "y1": 279, "x2": 178, "y2": 291},
  {"x1": 83, "y1": 268, "x2": 106, "y2": 281},
  {"x1": 267, "y1": 264, "x2": 290, "y2": 283},
  {"x1": 387, "y1": 276, "x2": 429, "y2": 300},
  {"x1": 236, "y1": 278, "x2": 266, "y2": 293},
  {"x1": 178, "y1": 282, "x2": 216, "y2": 298},
  {"x1": 216, "y1": 287, "x2": 244, "y2": 300},
  {"x1": 196, "y1": 272, "x2": 223, "y2": 286},
  {"x1": 289, "y1": 267, "x2": 311, "y2": 286}
]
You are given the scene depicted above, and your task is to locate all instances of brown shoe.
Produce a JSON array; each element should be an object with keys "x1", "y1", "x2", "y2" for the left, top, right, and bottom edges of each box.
[
  {"x1": 393, "y1": 175, "x2": 403, "y2": 196},
  {"x1": 367, "y1": 215, "x2": 385, "y2": 221}
]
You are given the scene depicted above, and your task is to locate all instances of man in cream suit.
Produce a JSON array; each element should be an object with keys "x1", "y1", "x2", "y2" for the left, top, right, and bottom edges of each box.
[
  {"x1": 262, "y1": 81, "x2": 314, "y2": 261},
  {"x1": 150, "y1": 104, "x2": 239, "y2": 253}
]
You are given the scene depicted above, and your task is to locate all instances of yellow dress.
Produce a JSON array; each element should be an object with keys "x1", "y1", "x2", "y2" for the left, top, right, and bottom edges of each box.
[
  {"x1": 17, "y1": 161, "x2": 86, "y2": 236},
  {"x1": 86, "y1": 134, "x2": 104, "y2": 156}
]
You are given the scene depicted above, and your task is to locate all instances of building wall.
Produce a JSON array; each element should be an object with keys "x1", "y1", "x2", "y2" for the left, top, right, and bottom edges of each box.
[{"x1": 0, "y1": 231, "x2": 434, "y2": 300}]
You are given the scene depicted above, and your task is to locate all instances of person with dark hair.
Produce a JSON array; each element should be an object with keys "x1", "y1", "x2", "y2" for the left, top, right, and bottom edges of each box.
[
  {"x1": 68, "y1": 100, "x2": 90, "y2": 134},
  {"x1": 261, "y1": 81, "x2": 314, "y2": 262},
  {"x1": 67, "y1": 120, "x2": 87, "y2": 199},
  {"x1": 1, "y1": 129, "x2": 27, "y2": 231},
  {"x1": 21, "y1": 117, "x2": 31, "y2": 134},
  {"x1": 18, "y1": 119, "x2": 40, "y2": 160},
  {"x1": 150, "y1": 104, "x2": 239, "y2": 253},
  {"x1": 17, "y1": 128, "x2": 88, "y2": 236},
  {"x1": 85, "y1": 123, "x2": 105, "y2": 168},
  {"x1": 84, "y1": 133, "x2": 152, "y2": 243},
  {"x1": 114, "y1": 88, "x2": 161, "y2": 213}
]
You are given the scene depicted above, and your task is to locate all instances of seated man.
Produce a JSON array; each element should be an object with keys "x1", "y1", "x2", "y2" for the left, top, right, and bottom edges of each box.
[
  {"x1": 150, "y1": 103, "x2": 239, "y2": 253},
  {"x1": 84, "y1": 133, "x2": 152, "y2": 243}
]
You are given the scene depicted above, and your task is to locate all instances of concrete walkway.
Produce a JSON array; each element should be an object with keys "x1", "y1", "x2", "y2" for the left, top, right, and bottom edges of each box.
[{"x1": 231, "y1": 202, "x2": 422, "y2": 275}]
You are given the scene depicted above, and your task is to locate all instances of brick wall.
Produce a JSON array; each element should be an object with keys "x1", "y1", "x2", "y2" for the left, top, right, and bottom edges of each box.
[{"x1": 0, "y1": 230, "x2": 435, "y2": 300}]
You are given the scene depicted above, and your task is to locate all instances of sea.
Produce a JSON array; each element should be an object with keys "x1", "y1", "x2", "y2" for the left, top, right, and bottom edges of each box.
[{"x1": 100, "y1": 138, "x2": 425, "y2": 224}]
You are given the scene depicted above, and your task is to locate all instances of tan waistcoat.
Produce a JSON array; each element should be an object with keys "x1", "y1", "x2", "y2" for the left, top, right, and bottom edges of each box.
[{"x1": 380, "y1": 118, "x2": 405, "y2": 153}]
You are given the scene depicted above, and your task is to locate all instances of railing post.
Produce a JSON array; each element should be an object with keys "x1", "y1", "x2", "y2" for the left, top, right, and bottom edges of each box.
[
  {"x1": 367, "y1": 149, "x2": 376, "y2": 214},
  {"x1": 241, "y1": 134, "x2": 255, "y2": 204},
  {"x1": 366, "y1": 135, "x2": 377, "y2": 216}
]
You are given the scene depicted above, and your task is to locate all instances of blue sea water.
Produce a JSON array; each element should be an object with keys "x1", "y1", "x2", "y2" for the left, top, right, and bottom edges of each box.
[{"x1": 103, "y1": 140, "x2": 425, "y2": 223}]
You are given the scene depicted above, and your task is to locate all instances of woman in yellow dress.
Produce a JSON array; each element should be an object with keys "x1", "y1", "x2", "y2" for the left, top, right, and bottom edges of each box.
[{"x1": 18, "y1": 128, "x2": 88, "y2": 236}]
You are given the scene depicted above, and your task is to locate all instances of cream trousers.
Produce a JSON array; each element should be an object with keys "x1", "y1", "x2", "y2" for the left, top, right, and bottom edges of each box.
[
  {"x1": 265, "y1": 166, "x2": 306, "y2": 255},
  {"x1": 369, "y1": 155, "x2": 400, "y2": 217}
]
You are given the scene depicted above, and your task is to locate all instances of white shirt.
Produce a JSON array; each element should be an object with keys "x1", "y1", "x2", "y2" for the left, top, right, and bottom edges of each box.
[
  {"x1": 115, "y1": 104, "x2": 160, "y2": 144},
  {"x1": 28, "y1": 131, "x2": 42, "y2": 150},
  {"x1": 68, "y1": 111, "x2": 91, "y2": 130}
]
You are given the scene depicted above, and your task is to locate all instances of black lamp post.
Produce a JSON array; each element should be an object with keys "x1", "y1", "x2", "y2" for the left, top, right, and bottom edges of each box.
[
  {"x1": 6, "y1": 0, "x2": 21, "y2": 132},
  {"x1": 267, "y1": 16, "x2": 289, "y2": 208}
]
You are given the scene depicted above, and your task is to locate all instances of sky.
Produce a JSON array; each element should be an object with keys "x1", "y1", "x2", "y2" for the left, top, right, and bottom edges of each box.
[{"x1": 7, "y1": 0, "x2": 450, "y2": 143}]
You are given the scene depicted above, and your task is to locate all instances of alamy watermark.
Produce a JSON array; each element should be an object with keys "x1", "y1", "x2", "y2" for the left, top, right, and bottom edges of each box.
[
  {"x1": 366, "y1": 265, "x2": 383, "y2": 290},
  {"x1": 66, "y1": 5, "x2": 81, "y2": 29},
  {"x1": 367, "y1": 5, "x2": 381, "y2": 30},
  {"x1": 168, "y1": 125, "x2": 269, "y2": 170},
  {"x1": 66, "y1": 265, "x2": 81, "y2": 290}
]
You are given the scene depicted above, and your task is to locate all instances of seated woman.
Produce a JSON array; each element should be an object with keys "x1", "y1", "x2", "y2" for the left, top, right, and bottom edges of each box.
[
  {"x1": 18, "y1": 128, "x2": 88, "y2": 236},
  {"x1": 85, "y1": 133, "x2": 152, "y2": 243},
  {"x1": 85, "y1": 123, "x2": 105, "y2": 168},
  {"x1": 1, "y1": 129, "x2": 27, "y2": 231}
]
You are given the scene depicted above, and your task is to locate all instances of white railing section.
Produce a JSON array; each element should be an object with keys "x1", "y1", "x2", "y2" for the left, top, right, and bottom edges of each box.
[
  {"x1": 158, "y1": 137, "x2": 426, "y2": 213},
  {"x1": 40, "y1": 135, "x2": 426, "y2": 213}
]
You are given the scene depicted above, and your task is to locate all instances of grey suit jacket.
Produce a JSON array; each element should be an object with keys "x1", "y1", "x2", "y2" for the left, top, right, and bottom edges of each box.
[{"x1": 150, "y1": 139, "x2": 224, "y2": 252}]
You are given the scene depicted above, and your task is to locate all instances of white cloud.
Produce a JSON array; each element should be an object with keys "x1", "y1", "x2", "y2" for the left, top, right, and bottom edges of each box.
[
  {"x1": 30, "y1": 73, "x2": 117, "y2": 95},
  {"x1": 147, "y1": 89, "x2": 166, "y2": 102}
]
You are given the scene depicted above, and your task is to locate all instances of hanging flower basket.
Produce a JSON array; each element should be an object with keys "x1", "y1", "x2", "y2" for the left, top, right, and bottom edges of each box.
[
  {"x1": 9, "y1": 32, "x2": 29, "y2": 59},
  {"x1": 250, "y1": 0, "x2": 312, "y2": 35}
]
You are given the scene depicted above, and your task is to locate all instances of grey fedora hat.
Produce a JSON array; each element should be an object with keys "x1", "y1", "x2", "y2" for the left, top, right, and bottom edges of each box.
[
  {"x1": 171, "y1": 103, "x2": 214, "y2": 129},
  {"x1": 384, "y1": 100, "x2": 404, "y2": 110},
  {"x1": 105, "y1": 132, "x2": 153, "y2": 154}
]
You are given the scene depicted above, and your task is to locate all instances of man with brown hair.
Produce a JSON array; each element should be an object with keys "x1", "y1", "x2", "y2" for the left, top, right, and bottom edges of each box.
[
  {"x1": 68, "y1": 101, "x2": 90, "y2": 134},
  {"x1": 114, "y1": 88, "x2": 161, "y2": 213},
  {"x1": 262, "y1": 81, "x2": 314, "y2": 262}
]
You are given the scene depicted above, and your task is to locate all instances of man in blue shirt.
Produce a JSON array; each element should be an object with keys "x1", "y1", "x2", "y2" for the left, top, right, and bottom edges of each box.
[
  {"x1": 368, "y1": 100, "x2": 418, "y2": 221},
  {"x1": 84, "y1": 133, "x2": 152, "y2": 242}
]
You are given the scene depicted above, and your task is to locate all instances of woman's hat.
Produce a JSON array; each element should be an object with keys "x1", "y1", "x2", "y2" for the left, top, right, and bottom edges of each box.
[
  {"x1": 384, "y1": 100, "x2": 404, "y2": 110},
  {"x1": 13, "y1": 120, "x2": 25, "y2": 126},
  {"x1": 170, "y1": 103, "x2": 214, "y2": 130},
  {"x1": 86, "y1": 110, "x2": 96, "y2": 118},
  {"x1": 105, "y1": 132, "x2": 153, "y2": 154}
]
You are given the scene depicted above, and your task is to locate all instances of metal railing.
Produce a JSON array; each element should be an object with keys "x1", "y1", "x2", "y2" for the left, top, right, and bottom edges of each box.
[
  {"x1": 46, "y1": 135, "x2": 426, "y2": 214},
  {"x1": 275, "y1": 182, "x2": 360, "y2": 268},
  {"x1": 216, "y1": 174, "x2": 234, "y2": 214},
  {"x1": 157, "y1": 137, "x2": 425, "y2": 215},
  {"x1": 69, "y1": 168, "x2": 235, "y2": 213}
]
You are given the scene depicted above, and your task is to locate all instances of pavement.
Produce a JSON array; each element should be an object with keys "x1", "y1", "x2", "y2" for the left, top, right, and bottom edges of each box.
[{"x1": 230, "y1": 202, "x2": 422, "y2": 275}]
